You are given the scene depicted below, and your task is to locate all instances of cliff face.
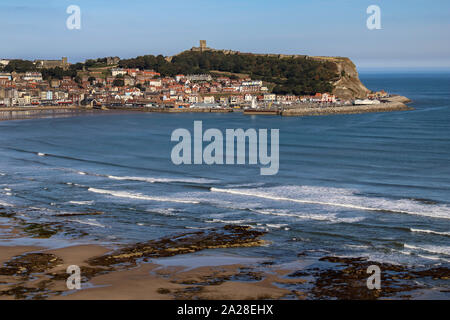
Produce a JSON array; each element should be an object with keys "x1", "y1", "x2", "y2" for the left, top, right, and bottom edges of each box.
[{"x1": 310, "y1": 56, "x2": 370, "y2": 100}]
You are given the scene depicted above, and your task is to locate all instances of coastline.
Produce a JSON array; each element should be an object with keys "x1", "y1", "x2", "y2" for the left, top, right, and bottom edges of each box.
[
  {"x1": 3, "y1": 86, "x2": 448, "y2": 300},
  {"x1": 0, "y1": 222, "x2": 301, "y2": 300},
  {"x1": 0, "y1": 95, "x2": 413, "y2": 122},
  {"x1": 0, "y1": 218, "x2": 448, "y2": 300}
]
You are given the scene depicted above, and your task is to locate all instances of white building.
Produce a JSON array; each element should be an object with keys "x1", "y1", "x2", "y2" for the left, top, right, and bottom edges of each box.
[
  {"x1": 242, "y1": 80, "x2": 263, "y2": 87},
  {"x1": 23, "y1": 72, "x2": 43, "y2": 82},
  {"x1": 203, "y1": 96, "x2": 215, "y2": 104},
  {"x1": 148, "y1": 80, "x2": 162, "y2": 87},
  {"x1": 354, "y1": 99, "x2": 381, "y2": 105},
  {"x1": 263, "y1": 94, "x2": 276, "y2": 101},
  {"x1": 188, "y1": 95, "x2": 199, "y2": 103},
  {"x1": 186, "y1": 74, "x2": 212, "y2": 81},
  {"x1": 111, "y1": 68, "x2": 127, "y2": 77},
  {"x1": 244, "y1": 94, "x2": 254, "y2": 102}
]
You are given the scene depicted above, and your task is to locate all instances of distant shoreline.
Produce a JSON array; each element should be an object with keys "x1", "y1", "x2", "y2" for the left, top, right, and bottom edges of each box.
[{"x1": 0, "y1": 95, "x2": 412, "y2": 122}]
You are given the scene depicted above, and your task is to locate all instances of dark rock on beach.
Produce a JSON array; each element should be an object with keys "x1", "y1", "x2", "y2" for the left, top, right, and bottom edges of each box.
[
  {"x1": 287, "y1": 255, "x2": 450, "y2": 300},
  {"x1": 0, "y1": 253, "x2": 62, "y2": 278},
  {"x1": 88, "y1": 225, "x2": 266, "y2": 267}
]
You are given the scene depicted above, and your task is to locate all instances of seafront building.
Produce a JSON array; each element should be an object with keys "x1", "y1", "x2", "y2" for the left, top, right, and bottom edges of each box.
[
  {"x1": 0, "y1": 50, "x2": 366, "y2": 108},
  {"x1": 0, "y1": 64, "x2": 346, "y2": 108}
]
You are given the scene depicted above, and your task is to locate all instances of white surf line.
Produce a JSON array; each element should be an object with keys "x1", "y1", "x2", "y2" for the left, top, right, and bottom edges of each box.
[
  {"x1": 107, "y1": 175, "x2": 215, "y2": 184},
  {"x1": 88, "y1": 187, "x2": 199, "y2": 204},
  {"x1": 68, "y1": 200, "x2": 94, "y2": 205},
  {"x1": 69, "y1": 219, "x2": 106, "y2": 228},
  {"x1": 74, "y1": 170, "x2": 217, "y2": 184},
  {"x1": 210, "y1": 187, "x2": 450, "y2": 219},
  {"x1": 404, "y1": 244, "x2": 450, "y2": 256},
  {"x1": 0, "y1": 200, "x2": 12, "y2": 207},
  {"x1": 410, "y1": 228, "x2": 450, "y2": 237}
]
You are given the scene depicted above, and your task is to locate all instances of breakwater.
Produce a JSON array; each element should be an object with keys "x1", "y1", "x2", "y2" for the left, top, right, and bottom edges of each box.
[
  {"x1": 0, "y1": 106, "x2": 103, "y2": 121},
  {"x1": 281, "y1": 96, "x2": 413, "y2": 116}
]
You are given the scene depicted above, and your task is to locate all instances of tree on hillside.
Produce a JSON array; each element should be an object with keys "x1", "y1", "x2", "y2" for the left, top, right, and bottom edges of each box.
[
  {"x1": 116, "y1": 51, "x2": 339, "y2": 94},
  {"x1": 4, "y1": 60, "x2": 36, "y2": 73}
]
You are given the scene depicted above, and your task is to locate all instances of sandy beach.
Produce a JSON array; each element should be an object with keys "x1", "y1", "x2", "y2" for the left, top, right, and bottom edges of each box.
[
  {"x1": 1, "y1": 219, "x2": 448, "y2": 300},
  {"x1": 0, "y1": 223, "x2": 303, "y2": 300}
]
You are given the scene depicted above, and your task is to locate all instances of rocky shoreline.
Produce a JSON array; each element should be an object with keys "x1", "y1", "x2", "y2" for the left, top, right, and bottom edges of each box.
[{"x1": 0, "y1": 210, "x2": 448, "y2": 300}]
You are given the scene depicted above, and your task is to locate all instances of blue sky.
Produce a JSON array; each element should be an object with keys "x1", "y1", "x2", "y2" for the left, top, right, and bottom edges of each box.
[{"x1": 1, "y1": 0, "x2": 449, "y2": 70}]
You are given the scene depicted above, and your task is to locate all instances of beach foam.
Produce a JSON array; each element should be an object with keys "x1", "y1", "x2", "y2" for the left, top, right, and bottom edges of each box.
[
  {"x1": 249, "y1": 208, "x2": 364, "y2": 224},
  {"x1": 0, "y1": 200, "x2": 12, "y2": 207},
  {"x1": 145, "y1": 208, "x2": 178, "y2": 216},
  {"x1": 88, "y1": 187, "x2": 199, "y2": 204},
  {"x1": 107, "y1": 174, "x2": 217, "y2": 184},
  {"x1": 404, "y1": 243, "x2": 450, "y2": 256},
  {"x1": 410, "y1": 228, "x2": 450, "y2": 237},
  {"x1": 210, "y1": 186, "x2": 450, "y2": 220},
  {"x1": 205, "y1": 218, "x2": 253, "y2": 225},
  {"x1": 69, "y1": 219, "x2": 106, "y2": 228},
  {"x1": 68, "y1": 200, "x2": 94, "y2": 205}
]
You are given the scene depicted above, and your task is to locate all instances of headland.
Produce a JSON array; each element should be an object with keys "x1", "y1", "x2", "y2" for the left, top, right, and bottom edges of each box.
[{"x1": 0, "y1": 41, "x2": 412, "y2": 121}]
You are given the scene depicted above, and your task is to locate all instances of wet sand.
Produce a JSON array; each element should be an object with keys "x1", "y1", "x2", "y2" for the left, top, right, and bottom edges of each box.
[
  {"x1": 0, "y1": 242, "x2": 300, "y2": 300},
  {"x1": 0, "y1": 220, "x2": 448, "y2": 300},
  {"x1": 0, "y1": 223, "x2": 301, "y2": 300}
]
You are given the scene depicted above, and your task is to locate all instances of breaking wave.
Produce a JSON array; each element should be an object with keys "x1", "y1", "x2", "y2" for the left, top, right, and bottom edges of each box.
[
  {"x1": 0, "y1": 200, "x2": 12, "y2": 207},
  {"x1": 410, "y1": 228, "x2": 450, "y2": 237},
  {"x1": 404, "y1": 244, "x2": 450, "y2": 256},
  {"x1": 88, "y1": 187, "x2": 199, "y2": 204},
  {"x1": 210, "y1": 186, "x2": 450, "y2": 220},
  {"x1": 249, "y1": 208, "x2": 364, "y2": 223},
  {"x1": 205, "y1": 218, "x2": 254, "y2": 225},
  {"x1": 69, "y1": 219, "x2": 106, "y2": 228},
  {"x1": 68, "y1": 200, "x2": 94, "y2": 205},
  {"x1": 106, "y1": 175, "x2": 217, "y2": 184},
  {"x1": 71, "y1": 169, "x2": 217, "y2": 185}
]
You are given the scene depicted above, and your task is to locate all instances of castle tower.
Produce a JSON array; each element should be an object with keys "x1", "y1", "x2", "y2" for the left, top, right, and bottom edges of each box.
[
  {"x1": 199, "y1": 40, "x2": 207, "y2": 52},
  {"x1": 62, "y1": 57, "x2": 68, "y2": 70}
]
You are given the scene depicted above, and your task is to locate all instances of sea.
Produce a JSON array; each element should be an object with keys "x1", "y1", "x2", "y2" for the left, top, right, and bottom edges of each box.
[{"x1": 0, "y1": 72, "x2": 449, "y2": 272}]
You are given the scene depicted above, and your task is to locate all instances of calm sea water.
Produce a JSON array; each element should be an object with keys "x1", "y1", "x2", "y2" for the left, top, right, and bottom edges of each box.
[{"x1": 0, "y1": 72, "x2": 449, "y2": 268}]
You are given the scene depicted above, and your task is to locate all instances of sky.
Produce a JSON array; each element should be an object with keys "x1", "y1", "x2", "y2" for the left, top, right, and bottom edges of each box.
[{"x1": 1, "y1": 0, "x2": 449, "y2": 70}]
